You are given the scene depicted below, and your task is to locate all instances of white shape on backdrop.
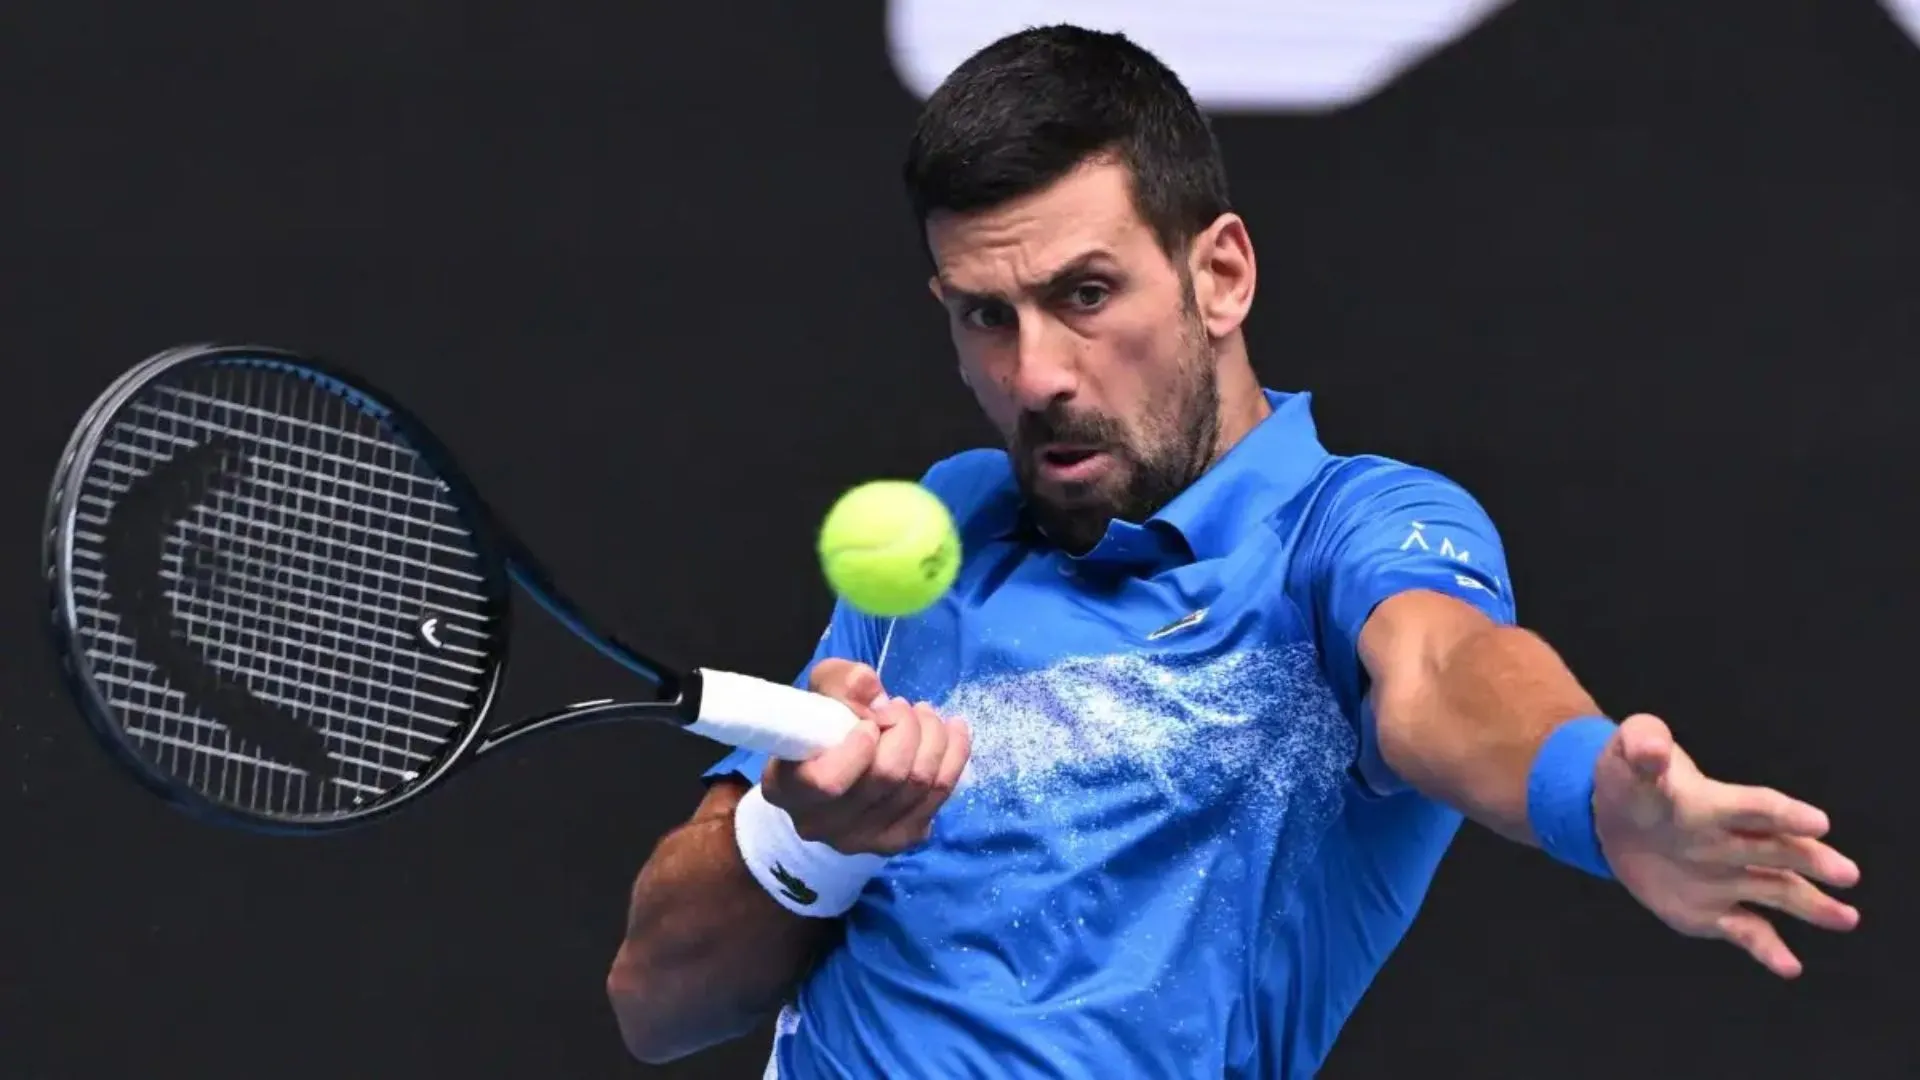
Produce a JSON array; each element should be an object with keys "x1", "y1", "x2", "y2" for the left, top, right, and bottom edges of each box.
[
  {"x1": 1882, "y1": 0, "x2": 1920, "y2": 45},
  {"x1": 885, "y1": 0, "x2": 1515, "y2": 113}
]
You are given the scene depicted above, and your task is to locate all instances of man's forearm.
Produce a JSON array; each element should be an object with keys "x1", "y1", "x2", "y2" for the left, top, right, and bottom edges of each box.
[
  {"x1": 607, "y1": 785, "x2": 833, "y2": 1064},
  {"x1": 1376, "y1": 622, "x2": 1603, "y2": 846}
]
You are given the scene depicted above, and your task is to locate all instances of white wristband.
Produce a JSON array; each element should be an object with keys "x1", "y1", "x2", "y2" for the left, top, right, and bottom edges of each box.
[{"x1": 732, "y1": 784, "x2": 886, "y2": 917}]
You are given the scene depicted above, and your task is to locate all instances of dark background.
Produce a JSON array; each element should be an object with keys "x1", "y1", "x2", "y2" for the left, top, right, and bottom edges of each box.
[{"x1": 2, "y1": 1, "x2": 1913, "y2": 1076}]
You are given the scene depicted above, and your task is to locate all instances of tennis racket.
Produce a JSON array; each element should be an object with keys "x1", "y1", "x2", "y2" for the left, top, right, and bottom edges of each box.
[{"x1": 43, "y1": 342, "x2": 858, "y2": 835}]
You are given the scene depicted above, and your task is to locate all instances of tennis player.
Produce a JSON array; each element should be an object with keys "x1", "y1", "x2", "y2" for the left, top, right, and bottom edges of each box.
[{"x1": 607, "y1": 25, "x2": 1861, "y2": 1078}]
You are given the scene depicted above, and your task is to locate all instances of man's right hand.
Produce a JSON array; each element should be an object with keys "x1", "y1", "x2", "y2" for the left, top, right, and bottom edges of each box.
[{"x1": 761, "y1": 659, "x2": 971, "y2": 857}]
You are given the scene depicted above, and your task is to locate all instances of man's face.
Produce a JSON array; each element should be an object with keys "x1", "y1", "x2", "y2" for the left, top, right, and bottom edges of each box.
[{"x1": 927, "y1": 159, "x2": 1222, "y2": 554}]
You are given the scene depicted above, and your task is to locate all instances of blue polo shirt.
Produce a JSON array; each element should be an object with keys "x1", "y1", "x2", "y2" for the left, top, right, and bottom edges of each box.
[{"x1": 705, "y1": 390, "x2": 1516, "y2": 1079}]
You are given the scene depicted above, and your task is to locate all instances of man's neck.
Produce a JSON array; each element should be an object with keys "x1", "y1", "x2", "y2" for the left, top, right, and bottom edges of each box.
[{"x1": 1209, "y1": 352, "x2": 1272, "y2": 465}]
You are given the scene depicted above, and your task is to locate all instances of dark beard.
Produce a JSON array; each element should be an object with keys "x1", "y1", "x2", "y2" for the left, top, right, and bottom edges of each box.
[{"x1": 1014, "y1": 338, "x2": 1222, "y2": 555}]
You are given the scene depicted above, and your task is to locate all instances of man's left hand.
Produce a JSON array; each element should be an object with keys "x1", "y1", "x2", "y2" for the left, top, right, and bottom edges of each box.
[{"x1": 1591, "y1": 713, "x2": 1862, "y2": 978}]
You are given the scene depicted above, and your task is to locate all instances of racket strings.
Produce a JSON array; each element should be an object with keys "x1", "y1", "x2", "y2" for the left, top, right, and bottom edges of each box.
[{"x1": 66, "y1": 366, "x2": 498, "y2": 817}]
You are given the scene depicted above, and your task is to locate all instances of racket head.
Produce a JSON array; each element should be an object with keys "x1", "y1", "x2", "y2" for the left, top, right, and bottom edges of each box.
[{"x1": 44, "y1": 344, "x2": 516, "y2": 833}]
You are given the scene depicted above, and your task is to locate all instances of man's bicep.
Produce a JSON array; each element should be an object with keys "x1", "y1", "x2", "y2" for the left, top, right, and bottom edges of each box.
[
  {"x1": 1305, "y1": 462, "x2": 1517, "y2": 794},
  {"x1": 1319, "y1": 470, "x2": 1514, "y2": 640},
  {"x1": 698, "y1": 600, "x2": 883, "y2": 786}
]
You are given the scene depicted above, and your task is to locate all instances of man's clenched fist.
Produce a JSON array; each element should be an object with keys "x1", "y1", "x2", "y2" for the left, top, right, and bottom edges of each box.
[{"x1": 762, "y1": 659, "x2": 971, "y2": 856}]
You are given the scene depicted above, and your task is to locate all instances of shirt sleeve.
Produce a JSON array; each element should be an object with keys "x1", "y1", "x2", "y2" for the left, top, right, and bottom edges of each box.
[
  {"x1": 1297, "y1": 459, "x2": 1519, "y2": 797},
  {"x1": 698, "y1": 599, "x2": 885, "y2": 786}
]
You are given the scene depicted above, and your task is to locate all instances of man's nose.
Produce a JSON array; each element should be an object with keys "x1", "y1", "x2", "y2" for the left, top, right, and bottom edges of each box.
[{"x1": 1007, "y1": 319, "x2": 1081, "y2": 413}]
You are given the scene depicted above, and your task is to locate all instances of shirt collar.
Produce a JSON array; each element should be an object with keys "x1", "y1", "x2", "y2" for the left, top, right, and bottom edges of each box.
[{"x1": 989, "y1": 389, "x2": 1330, "y2": 573}]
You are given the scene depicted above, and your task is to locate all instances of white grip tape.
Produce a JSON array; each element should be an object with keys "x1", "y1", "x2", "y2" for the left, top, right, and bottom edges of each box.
[
  {"x1": 733, "y1": 783, "x2": 886, "y2": 917},
  {"x1": 684, "y1": 668, "x2": 859, "y2": 761}
]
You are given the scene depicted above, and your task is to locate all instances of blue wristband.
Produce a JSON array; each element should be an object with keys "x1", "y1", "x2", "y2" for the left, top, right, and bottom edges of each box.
[{"x1": 1525, "y1": 716, "x2": 1619, "y2": 880}]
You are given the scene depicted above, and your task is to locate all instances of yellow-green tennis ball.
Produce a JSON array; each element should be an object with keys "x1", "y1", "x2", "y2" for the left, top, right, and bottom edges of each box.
[{"x1": 817, "y1": 480, "x2": 961, "y2": 617}]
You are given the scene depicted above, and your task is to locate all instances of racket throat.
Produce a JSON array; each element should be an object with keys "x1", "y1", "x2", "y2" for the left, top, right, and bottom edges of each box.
[{"x1": 469, "y1": 691, "x2": 696, "y2": 758}]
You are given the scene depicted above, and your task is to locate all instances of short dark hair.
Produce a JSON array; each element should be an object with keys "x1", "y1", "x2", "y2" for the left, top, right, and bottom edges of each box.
[{"x1": 902, "y1": 24, "x2": 1233, "y2": 260}]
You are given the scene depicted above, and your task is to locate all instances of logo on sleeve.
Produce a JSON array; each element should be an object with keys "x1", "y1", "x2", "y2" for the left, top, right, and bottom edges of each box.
[
  {"x1": 1399, "y1": 520, "x2": 1471, "y2": 561},
  {"x1": 1401, "y1": 522, "x2": 1502, "y2": 597}
]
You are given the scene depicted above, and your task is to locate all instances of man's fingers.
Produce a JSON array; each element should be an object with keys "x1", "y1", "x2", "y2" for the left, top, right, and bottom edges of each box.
[
  {"x1": 908, "y1": 716, "x2": 973, "y2": 833},
  {"x1": 1710, "y1": 784, "x2": 1831, "y2": 837},
  {"x1": 1716, "y1": 908, "x2": 1803, "y2": 979},
  {"x1": 884, "y1": 702, "x2": 951, "y2": 822},
  {"x1": 1701, "y1": 832, "x2": 1861, "y2": 887},
  {"x1": 766, "y1": 681, "x2": 972, "y2": 855},
  {"x1": 800, "y1": 720, "x2": 880, "y2": 791},
  {"x1": 935, "y1": 716, "x2": 971, "y2": 791},
  {"x1": 879, "y1": 716, "x2": 974, "y2": 849},
  {"x1": 769, "y1": 718, "x2": 880, "y2": 828},
  {"x1": 1737, "y1": 867, "x2": 1862, "y2": 933},
  {"x1": 906, "y1": 704, "x2": 949, "y2": 784},
  {"x1": 779, "y1": 705, "x2": 910, "y2": 843},
  {"x1": 842, "y1": 697, "x2": 924, "y2": 813},
  {"x1": 808, "y1": 659, "x2": 886, "y2": 715}
]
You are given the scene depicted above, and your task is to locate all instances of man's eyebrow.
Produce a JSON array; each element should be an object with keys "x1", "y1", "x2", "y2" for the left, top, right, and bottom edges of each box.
[{"x1": 938, "y1": 250, "x2": 1117, "y2": 303}]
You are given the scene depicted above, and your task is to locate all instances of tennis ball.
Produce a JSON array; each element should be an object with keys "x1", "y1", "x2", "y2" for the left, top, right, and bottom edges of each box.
[{"x1": 817, "y1": 480, "x2": 961, "y2": 617}]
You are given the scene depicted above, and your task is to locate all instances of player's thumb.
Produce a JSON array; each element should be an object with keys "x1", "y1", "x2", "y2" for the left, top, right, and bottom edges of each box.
[
  {"x1": 810, "y1": 659, "x2": 886, "y2": 715},
  {"x1": 1617, "y1": 713, "x2": 1674, "y2": 782}
]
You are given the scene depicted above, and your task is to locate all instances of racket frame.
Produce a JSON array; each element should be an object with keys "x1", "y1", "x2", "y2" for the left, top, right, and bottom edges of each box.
[{"x1": 42, "y1": 343, "x2": 713, "y2": 836}]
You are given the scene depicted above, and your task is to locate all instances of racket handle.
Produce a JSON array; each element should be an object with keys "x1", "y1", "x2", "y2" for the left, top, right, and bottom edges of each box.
[{"x1": 685, "y1": 669, "x2": 860, "y2": 761}]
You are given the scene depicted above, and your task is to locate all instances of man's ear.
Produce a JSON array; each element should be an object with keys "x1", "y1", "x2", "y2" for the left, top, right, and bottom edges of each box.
[{"x1": 1188, "y1": 213, "x2": 1256, "y2": 340}]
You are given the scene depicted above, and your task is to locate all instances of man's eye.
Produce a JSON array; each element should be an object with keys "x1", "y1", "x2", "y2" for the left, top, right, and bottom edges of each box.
[
  {"x1": 1066, "y1": 283, "x2": 1110, "y2": 310},
  {"x1": 963, "y1": 303, "x2": 1014, "y2": 331}
]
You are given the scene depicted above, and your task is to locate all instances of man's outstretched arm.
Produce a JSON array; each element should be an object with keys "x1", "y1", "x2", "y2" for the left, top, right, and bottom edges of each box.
[
  {"x1": 1359, "y1": 588, "x2": 1861, "y2": 978},
  {"x1": 1359, "y1": 590, "x2": 1599, "y2": 846}
]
